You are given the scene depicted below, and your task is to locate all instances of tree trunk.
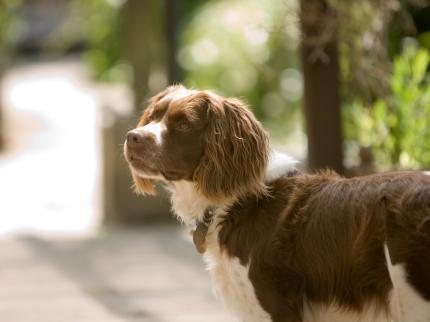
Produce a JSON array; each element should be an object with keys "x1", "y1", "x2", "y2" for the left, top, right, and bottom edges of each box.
[
  {"x1": 165, "y1": 0, "x2": 182, "y2": 84},
  {"x1": 300, "y1": 0, "x2": 343, "y2": 174},
  {"x1": 121, "y1": 0, "x2": 168, "y2": 107}
]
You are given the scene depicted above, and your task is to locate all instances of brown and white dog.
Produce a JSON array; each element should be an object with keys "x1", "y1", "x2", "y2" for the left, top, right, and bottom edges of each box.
[{"x1": 124, "y1": 85, "x2": 430, "y2": 322}]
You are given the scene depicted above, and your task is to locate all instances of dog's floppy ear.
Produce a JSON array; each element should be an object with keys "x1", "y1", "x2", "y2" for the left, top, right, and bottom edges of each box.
[
  {"x1": 131, "y1": 172, "x2": 156, "y2": 196},
  {"x1": 193, "y1": 94, "x2": 270, "y2": 201}
]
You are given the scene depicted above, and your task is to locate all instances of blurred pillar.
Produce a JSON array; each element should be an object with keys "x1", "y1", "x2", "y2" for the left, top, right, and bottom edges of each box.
[
  {"x1": 121, "y1": 0, "x2": 169, "y2": 106},
  {"x1": 300, "y1": 0, "x2": 343, "y2": 174},
  {"x1": 0, "y1": 76, "x2": 3, "y2": 150},
  {"x1": 0, "y1": 47, "x2": 5, "y2": 151},
  {"x1": 102, "y1": 0, "x2": 182, "y2": 224},
  {"x1": 0, "y1": 95, "x2": 3, "y2": 151},
  {"x1": 165, "y1": 0, "x2": 182, "y2": 84}
]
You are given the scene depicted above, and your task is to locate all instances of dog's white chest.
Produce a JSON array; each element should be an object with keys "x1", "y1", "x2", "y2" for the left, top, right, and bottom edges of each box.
[{"x1": 204, "y1": 246, "x2": 272, "y2": 322}]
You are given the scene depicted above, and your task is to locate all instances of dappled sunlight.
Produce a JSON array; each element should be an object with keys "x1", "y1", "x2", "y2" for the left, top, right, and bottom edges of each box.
[{"x1": 0, "y1": 61, "x2": 101, "y2": 237}]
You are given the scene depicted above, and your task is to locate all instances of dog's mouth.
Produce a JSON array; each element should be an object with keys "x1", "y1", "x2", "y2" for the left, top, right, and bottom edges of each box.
[
  {"x1": 124, "y1": 145, "x2": 186, "y2": 181},
  {"x1": 130, "y1": 156, "x2": 184, "y2": 181},
  {"x1": 130, "y1": 155, "x2": 158, "y2": 172},
  {"x1": 125, "y1": 145, "x2": 159, "y2": 175}
]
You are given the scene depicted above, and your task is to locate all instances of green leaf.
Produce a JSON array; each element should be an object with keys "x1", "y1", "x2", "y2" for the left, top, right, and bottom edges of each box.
[{"x1": 412, "y1": 49, "x2": 430, "y2": 84}]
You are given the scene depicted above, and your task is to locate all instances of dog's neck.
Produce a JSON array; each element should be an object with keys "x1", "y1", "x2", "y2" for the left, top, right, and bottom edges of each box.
[
  {"x1": 168, "y1": 151, "x2": 297, "y2": 226},
  {"x1": 168, "y1": 180, "x2": 220, "y2": 226}
]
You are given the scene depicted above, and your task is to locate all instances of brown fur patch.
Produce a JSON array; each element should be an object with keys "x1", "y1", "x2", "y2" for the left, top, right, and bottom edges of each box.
[{"x1": 218, "y1": 171, "x2": 430, "y2": 321}]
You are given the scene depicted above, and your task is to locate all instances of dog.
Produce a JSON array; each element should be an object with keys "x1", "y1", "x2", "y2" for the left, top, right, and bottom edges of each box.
[{"x1": 124, "y1": 85, "x2": 430, "y2": 322}]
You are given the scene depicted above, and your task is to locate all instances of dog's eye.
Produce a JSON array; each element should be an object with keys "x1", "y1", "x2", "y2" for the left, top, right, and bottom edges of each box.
[{"x1": 175, "y1": 120, "x2": 190, "y2": 131}]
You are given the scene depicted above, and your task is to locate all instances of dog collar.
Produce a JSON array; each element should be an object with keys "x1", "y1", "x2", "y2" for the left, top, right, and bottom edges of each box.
[
  {"x1": 192, "y1": 207, "x2": 215, "y2": 254},
  {"x1": 286, "y1": 168, "x2": 301, "y2": 177}
]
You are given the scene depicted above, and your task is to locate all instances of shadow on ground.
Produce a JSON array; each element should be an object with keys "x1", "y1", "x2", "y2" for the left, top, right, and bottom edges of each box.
[{"x1": 0, "y1": 225, "x2": 235, "y2": 322}]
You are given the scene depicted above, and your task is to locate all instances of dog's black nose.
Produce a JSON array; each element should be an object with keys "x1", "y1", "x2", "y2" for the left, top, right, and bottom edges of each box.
[
  {"x1": 127, "y1": 129, "x2": 156, "y2": 149},
  {"x1": 127, "y1": 130, "x2": 143, "y2": 145}
]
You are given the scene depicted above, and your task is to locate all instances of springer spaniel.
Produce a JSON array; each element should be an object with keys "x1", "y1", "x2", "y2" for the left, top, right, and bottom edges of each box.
[{"x1": 124, "y1": 85, "x2": 430, "y2": 322}]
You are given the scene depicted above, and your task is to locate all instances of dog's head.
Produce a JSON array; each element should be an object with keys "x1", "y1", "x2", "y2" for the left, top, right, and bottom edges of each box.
[{"x1": 124, "y1": 85, "x2": 270, "y2": 201}]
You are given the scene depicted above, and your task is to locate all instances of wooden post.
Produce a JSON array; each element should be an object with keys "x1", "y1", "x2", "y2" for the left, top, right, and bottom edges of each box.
[{"x1": 300, "y1": 0, "x2": 343, "y2": 174}]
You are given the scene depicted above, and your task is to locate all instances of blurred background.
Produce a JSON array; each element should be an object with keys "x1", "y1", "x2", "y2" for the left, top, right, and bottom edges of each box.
[{"x1": 0, "y1": 0, "x2": 429, "y2": 321}]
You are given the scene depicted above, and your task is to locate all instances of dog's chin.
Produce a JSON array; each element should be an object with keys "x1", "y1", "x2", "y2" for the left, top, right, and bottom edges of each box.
[
  {"x1": 132, "y1": 167, "x2": 186, "y2": 182},
  {"x1": 125, "y1": 154, "x2": 161, "y2": 181},
  {"x1": 130, "y1": 166, "x2": 164, "y2": 181}
]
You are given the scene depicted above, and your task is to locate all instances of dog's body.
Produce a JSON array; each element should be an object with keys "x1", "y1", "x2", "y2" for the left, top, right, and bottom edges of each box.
[{"x1": 124, "y1": 85, "x2": 430, "y2": 322}]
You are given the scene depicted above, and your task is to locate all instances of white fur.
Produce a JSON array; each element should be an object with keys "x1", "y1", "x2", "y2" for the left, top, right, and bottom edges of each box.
[
  {"x1": 265, "y1": 151, "x2": 298, "y2": 182},
  {"x1": 204, "y1": 223, "x2": 272, "y2": 322},
  {"x1": 384, "y1": 244, "x2": 430, "y2": 322},
  {"x1": 169, "y1": 180, "x2": 212, "y2": 225},
  {"x1": 424, "y1": 171, "x2": 430, "y2": 176},
  {"x1": 140, "y1": 122, "x2": 165, "y2": 145}
]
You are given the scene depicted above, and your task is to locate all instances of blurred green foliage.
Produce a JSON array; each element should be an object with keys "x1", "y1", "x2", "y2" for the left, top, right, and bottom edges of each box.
[
  {"x1": 68, "y1": 0, "x2": 132, "y2": 83},
  {"x1": 0, "y1": 0, "x2": 23, "y2": 47},
  {"x1": 178, "y1": 0, "x2": 305, "y2": 152},
  {"x1": 419, "y1": 31, "x2": 430, "y2": 50},
  {"x1": 344, "y1": 41, "x2": 430, "y2": 169},
  {"x1": 335, "y1": 0, "x2": 394, "y2": 103}
]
